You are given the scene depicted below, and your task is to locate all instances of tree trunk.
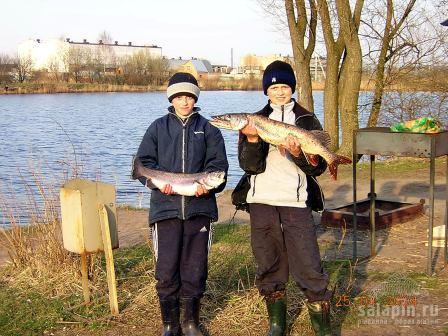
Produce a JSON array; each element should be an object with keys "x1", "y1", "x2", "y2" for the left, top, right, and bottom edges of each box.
[
  {"x1": 316, "y1": 0, "x2": 345, "y2": 151},
  {"x1": 335, "y1": 0, "x2": 364, "y2": 155},
  {"x1": 285, "y1": 0, "x2": 317, "y2": 112},
  {"x1": 323, "y1": 54, "x2": 341, "y2": 151}
]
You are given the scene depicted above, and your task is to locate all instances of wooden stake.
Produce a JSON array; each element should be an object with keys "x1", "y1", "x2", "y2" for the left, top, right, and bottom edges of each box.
[
  {"x1": 99, "y1": 204, "x2": 119, "y2": 316},
  {"x1": 80, "y1": 253, "x2": 90, "y2": 304}
]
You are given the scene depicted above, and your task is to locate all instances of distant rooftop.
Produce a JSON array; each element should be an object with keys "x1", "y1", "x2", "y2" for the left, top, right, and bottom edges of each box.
[{"x1": 64, "y1": 38, "x2": 161, "y2": 49}]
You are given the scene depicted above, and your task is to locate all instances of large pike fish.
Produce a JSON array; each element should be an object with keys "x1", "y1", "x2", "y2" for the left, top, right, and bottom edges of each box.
[
  {"x1": 209, "y1": 113, "x2": 351, "y2": 180},
  {"x1": 132, "y1": 157, "x2": 225, "y2": 196}
]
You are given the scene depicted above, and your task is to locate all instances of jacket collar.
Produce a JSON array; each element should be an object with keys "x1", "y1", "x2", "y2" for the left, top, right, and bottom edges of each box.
[
  {"x1": 167, "y1": 106, "x2": 201, "y2": 114},
  {"x1": 259, "y1": 98, "x2": 314, "y2": 120}
]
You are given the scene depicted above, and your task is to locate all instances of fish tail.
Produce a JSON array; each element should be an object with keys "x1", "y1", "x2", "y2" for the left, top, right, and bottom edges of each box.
[{"x1": 328, "y1": 154, "x2": 352, "y2": 180}]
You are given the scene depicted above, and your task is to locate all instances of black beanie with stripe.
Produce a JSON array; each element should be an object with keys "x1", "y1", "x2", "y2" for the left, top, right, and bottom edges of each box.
[{"x1": 166, "y1": 72, "x2": 200, "y2": 102}]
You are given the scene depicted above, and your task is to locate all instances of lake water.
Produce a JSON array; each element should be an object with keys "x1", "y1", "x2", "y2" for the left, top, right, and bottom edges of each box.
[{"x1": 0, "y1": 90, "x2": 445, "y2": 225}]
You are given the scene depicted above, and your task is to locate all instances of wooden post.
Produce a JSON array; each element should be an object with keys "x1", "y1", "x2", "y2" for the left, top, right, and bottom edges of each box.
[
  {"x1": 99, "y1": 204, "x2": 119, "y2": 316},
  {"x1": 80, "y1": 253, "x2": 91, "y2": 304}
]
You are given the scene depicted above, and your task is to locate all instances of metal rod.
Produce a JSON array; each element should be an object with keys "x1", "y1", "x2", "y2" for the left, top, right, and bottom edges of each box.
[
  {"x1": 427, "y1": 138, "x2": 436, "y2": 275},
  {"x1": 353, "y1": 131, "x2": 358, "y2": 261},
  {"x1": 370, "y1": 155, "x2": 376, "y2": 256}
]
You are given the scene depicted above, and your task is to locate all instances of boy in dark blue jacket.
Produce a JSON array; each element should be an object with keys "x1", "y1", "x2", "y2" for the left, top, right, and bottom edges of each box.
[{"x1": 135, "y1": 72, "x2": 228, "y2": 336}]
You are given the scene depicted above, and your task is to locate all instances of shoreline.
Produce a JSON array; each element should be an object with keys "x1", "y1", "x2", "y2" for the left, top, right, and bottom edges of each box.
[{"x1": 1, "y1": 81, "x2": 443, "y2": 95}]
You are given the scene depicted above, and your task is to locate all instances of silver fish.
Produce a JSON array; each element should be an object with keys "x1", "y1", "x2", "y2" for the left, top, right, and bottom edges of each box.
[
  {"x1": 209, "y1": 113, "x2": 352, "y2": 180},
  {"x1": 132, "y1": 157, "x2": 225, "y2": 196}
]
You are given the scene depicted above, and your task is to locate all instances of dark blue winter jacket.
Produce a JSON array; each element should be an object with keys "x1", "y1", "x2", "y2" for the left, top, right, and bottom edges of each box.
[{"x1": 136, "y1": 106, "x2": 229, "y2": 224}]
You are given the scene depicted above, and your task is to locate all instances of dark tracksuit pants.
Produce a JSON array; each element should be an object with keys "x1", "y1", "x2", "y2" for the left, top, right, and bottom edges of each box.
[
  {"x1": 151, "y1": 215, "x2": 212, "y2": 300},
  {"x1": 249, "y1": 203, "x2": 330, "y2": 302}
]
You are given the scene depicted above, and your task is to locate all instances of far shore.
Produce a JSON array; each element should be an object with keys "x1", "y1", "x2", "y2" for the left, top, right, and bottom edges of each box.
[{"x1": 0, "y1": 80, "x2": 443, "y2": 95}]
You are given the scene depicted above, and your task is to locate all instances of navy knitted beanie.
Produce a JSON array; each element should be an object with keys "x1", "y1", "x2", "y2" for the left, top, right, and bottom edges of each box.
[
  {"x1": 262, "y1": 60, "x2": 296, "y2": 95},
  {"x1": 167, "y1": 72, "x2": 200, "y2": 102}
]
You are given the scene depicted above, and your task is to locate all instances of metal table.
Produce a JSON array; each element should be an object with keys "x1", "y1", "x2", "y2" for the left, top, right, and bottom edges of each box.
[{"x1": 352, "y1": 127, "x2": 448, "y2": 275}]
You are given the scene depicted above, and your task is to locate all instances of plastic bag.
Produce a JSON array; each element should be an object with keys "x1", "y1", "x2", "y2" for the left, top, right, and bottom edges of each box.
[{"x1": 390, "y1": 117, "x2": 444, "y2": 133}]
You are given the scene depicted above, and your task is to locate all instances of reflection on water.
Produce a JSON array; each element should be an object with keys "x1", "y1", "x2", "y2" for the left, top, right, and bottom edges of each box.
[{"x1": 0, "y1": 90, "x2": 445, "y2": 225}]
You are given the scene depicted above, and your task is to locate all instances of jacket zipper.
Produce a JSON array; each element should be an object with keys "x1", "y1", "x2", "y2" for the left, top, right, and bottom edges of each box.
[
  {"x1": 174, "y1": 113, "x2": 194, "y2": 221},
  {"x1": 281, "y1": 105, "x2": 284, "y2": 122}
]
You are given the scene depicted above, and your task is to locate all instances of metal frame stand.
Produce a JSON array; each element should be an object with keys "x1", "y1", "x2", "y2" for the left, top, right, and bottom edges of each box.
[{"x1": 352, "y1": 128, "x2": 448, "y2": 275}]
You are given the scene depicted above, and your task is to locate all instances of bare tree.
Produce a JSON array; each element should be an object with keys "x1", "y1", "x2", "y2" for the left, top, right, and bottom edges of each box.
[
  {"x1": 315, "y1": 0, "x2": 344, "y2": 150},
  {"x1": 316, "y1": 0, "x2": 364, "y2": 153},
  {"x1": 97, "y1": 30, "x2": 117, "y2": 80},
  {"x1": 14, "y1": 54, "x2": 34, "y2": 83},
  {"x1": 0, "y1": 54, "x2": 14, "y2": 83},
  {"x1": 335, "y1": 0, "x2": 364, "y2": 154},
  {"x1": 364, "y1": 0, "x2": 417, "y2": 127},
  {"x1": 67, "y1": 46, "x2": 86, "y2": 83},
  {"x1": 361, "y1": 0, "x2": 447, "y2": 127}
]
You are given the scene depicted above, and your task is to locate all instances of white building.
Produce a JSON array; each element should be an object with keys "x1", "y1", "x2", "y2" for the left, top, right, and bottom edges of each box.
[{"x1": 17, "y1": 38, "x2": 163, "y2": 72}]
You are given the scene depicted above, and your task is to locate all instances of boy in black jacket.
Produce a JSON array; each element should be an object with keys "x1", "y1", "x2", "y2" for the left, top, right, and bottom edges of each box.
[
  {"x1": 234, "y1": 61, "x2": 332, "y2": 336},
  {"x1": 135, "y1": 72, "x2": 228, "y2": 336}
]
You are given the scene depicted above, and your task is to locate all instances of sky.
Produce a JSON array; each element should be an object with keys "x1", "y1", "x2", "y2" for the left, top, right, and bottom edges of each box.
[{"x1": 0, "y1": 0, "x2": 294, "y2": 65}]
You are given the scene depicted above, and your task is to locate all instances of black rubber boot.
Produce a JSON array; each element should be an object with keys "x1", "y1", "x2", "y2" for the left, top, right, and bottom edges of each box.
[
  {"x1": 306, "y1": 300, "x2": 332, "y2": 336},
  {"x1": 265, "y1": 291, "x2": 287, "y2": 336},
  {"x1": 159, "y1": 297, "x2": 180, "y2": 336},
  {"x1": 181, "y1": 297, "x2": 203, "y2": 336}
]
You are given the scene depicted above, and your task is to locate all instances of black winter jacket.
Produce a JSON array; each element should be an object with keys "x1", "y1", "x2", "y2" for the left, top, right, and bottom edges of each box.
[
  {"x1": 136, "y1": 107, "x2": 229, "y2": 224},
  {"x1": 232, "y1": 100, "x2": 326, "y2": 212}
]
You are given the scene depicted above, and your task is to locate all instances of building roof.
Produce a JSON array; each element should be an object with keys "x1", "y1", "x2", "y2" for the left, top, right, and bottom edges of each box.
[
  {"x1": 168, "y1": 58, "x2": 213, "y2": 73},
  {"x1": 168, "y1": 59, "x2": 188, "y2": 69}
]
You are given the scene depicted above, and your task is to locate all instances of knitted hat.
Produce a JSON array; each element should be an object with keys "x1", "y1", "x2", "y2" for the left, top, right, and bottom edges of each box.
[
  {"x1": 262, "y1": 60, "x2": 296, "y2": 95},
  {"x1": 166, "y1": 72, "x2": 200, "y2": 102}
]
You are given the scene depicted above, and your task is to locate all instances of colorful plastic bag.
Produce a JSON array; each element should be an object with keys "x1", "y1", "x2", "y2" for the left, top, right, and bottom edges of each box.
[{"x1": 390, "y1": 117, "x2": 444, "y2": 133}]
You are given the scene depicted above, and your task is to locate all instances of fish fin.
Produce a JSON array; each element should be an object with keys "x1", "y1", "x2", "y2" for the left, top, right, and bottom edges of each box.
[
  {"x1": 303, "y1": 152, "x2": 319, "y2": 167},
  {"x1": 311, "y1": 130, "x2": 332, "y2": 148},
  {"x1": 328, "y1": 154, "x2": 352, "y2": 180}
]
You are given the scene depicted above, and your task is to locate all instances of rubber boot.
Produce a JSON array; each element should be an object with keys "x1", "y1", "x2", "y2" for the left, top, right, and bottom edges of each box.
[
  {"x1": 265, "y1": 291, "x2": 287, "y2": 336},
  {"x1": 181, "y1": 297, "x2": 203, "y2": 336},
  {"x1": 306, "y1": 300, "x2": 332, "y2": 336},
  {"x1": 159, "y1": 297, "x2": 180, "y2": 336}
]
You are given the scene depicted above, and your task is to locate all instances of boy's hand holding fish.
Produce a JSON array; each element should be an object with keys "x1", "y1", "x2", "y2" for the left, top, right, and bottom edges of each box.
[{"x1": 241, "y1": 118, "x2": 259, "y2": 143}]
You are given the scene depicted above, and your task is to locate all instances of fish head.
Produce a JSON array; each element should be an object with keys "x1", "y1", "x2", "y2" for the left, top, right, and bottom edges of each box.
[
  {"x1": 203, "y1": 171, "x2": 226, "y2": 189},
  {"x1": 209, "y1": 113, "x2": 249, "y2": 131}
]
